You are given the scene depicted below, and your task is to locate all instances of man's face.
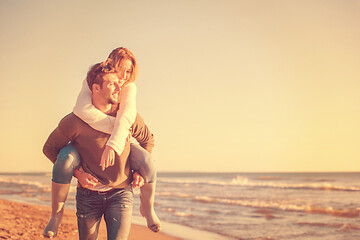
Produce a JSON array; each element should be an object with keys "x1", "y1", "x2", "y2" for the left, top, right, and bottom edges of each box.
[{"x1": 98, "y1": 73, "x2": 121, "y2": 104}]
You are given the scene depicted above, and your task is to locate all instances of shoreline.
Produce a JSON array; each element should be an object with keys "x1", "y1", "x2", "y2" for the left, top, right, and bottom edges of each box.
[{"x1": 0, "y1": 199, "x2": 181, "y2": 240}]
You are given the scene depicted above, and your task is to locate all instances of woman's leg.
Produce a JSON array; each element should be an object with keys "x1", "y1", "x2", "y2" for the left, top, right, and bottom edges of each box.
[
  {"x1": 44, "y1": 144, "x2": 81, "y2": 238},
  {"x1": 129, "y1": 143, "x2": 156, "y2": 183},
  {"x1": 129, "y1": 143, "x2": 161, "y2": 232}
]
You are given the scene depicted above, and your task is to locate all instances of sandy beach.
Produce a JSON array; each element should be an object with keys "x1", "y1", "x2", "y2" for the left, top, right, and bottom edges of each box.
[{"x1": 0, "y1": 199, "x2": 180, "y2": 240}]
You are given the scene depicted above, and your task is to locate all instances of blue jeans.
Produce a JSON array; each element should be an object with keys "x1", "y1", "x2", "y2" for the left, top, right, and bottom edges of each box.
[
  {"x1": 52, "y1": 144, "x2": 81, "y2": 184},
  {"x1": 52, "y1": 143, "x2": 156, "y2": 184},
  {"x1": 129, "y1": 143, "x2": 156, "y2": 183},
  {"x1": 76, "y1": 186, "x2": 134, "y2": 240}
]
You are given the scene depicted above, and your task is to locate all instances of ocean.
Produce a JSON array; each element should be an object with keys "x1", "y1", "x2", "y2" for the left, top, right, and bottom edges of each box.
[{"x1": 0, "y1": 172, "x2": 360, "y2": 240}]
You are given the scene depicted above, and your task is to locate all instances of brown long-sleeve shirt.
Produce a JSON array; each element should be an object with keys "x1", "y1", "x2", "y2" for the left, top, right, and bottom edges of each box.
[{"x1": 43, "y1": 112, "x2": 154, "y2": 188}]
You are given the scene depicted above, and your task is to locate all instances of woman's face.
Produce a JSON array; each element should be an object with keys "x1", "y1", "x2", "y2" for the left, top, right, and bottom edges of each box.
[{"x1": 117, "y1": 59, "x2": 133, "y2": 84}]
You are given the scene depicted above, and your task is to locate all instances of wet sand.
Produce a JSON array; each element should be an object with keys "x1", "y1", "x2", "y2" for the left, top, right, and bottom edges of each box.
[{"x1": 0, "y1": 199, "x2": 181, "y2": 240}]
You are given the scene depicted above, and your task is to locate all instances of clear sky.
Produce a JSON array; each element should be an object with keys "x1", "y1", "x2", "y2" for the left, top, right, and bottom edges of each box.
[{"x1": 0, "y1": 0, "x2": 359, "y2": 172}]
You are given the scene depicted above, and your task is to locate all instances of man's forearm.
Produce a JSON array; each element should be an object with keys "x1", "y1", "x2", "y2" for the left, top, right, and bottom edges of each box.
[
  {"x1": 43, "y1": 127, "x2": 71, "y2": 163},
  {"x1": 132, "y1": 114, "x2": 155, "y2": 153},
  {"x1": 73, "y1": 168, "x2": 81, "y2": 179}
]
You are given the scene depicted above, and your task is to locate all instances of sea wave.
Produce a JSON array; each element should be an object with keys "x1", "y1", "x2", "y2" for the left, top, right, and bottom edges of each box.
[
  {"x1": 158, "y1": 175, "x2": 360, "y2": 192},
  {"x1": 205, "y1": 197, "x2": 360, "y2": 218},
  {"x1": 157, "y1": 192, "x2": 360, "y2": 218},
  {"x1": 297, "y1": 222, "x2": 360, "y2": 233},
  {"x1": 0, "y1": 176, "x2": 78, "y2": 194},
  {"x1": 0, "y1": 177, "x2": 49, "y2": 192},
  {"x1": 234, "y1": 175, "x2": 360, "y2": 192}
]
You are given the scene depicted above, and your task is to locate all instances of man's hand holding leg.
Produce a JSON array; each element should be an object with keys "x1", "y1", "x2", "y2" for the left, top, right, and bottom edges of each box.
[
  {"x1": 74, "y1": 167, "x2": 99, "y2": 188},
  {"x1": 132, "y1": 171, "x2": 145, "y2": 188}
]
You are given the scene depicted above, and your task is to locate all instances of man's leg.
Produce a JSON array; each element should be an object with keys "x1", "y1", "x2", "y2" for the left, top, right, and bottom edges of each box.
[
  {"x1": 104, "y1": 187, "x2": 134, "y2": 240},
  {"x1": 76, "y1": 188, "x2": 103, "y2": 240}
]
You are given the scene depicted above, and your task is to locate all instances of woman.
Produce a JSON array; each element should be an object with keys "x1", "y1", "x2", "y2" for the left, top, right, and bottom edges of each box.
[{"x1": 44, "y1": 47, "x2": 161, "y2": 238}]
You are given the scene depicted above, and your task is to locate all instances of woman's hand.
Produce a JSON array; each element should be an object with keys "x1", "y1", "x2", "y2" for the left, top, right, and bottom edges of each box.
[
  {"x1": 132, "y1": 171, "x2": 145, "y2": 188},
  {"x1": 100, "y1": 145, "x2": 116, "y2": 171},
  {"x1": 74, "y1": 167, "x2": 99, "y2": 188}
]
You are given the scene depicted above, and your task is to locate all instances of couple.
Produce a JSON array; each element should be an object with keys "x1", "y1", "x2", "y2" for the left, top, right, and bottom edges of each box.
[{"x1": 42, "y1": 47, "x2": 161, "y2": 239}]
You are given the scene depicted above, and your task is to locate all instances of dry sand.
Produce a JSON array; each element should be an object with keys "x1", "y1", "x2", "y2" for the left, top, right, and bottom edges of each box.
[{"x1": 0, "y1": 199, "x2": 180, "y2": 240}]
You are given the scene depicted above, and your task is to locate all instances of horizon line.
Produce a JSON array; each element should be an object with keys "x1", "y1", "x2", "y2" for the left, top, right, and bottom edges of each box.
[{"x1": 0, "y1": 170, "x2": 359, "y2": 174}]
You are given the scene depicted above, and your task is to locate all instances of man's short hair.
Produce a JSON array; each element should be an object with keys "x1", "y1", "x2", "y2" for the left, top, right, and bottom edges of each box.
[{"x1": 86, "y1": 61, "x2": 117, "y2": 91}]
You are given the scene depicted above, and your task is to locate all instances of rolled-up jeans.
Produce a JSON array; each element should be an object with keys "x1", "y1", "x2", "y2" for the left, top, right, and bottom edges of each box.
[
  {"x1": 52, "y1": 143, "x2": 156, "y2": 184},
  {"x1": 76, "y1": 186, "x2": 134, "y2": 240}
]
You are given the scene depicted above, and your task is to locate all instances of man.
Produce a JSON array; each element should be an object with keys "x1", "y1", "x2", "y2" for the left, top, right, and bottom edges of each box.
[{"x1": 43, "y1": 62, "x2": 154, "y2": 240}]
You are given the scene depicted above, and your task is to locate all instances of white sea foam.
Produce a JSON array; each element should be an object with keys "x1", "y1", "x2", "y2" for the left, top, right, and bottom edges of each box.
[
  {"x1": 174, "y1": 211, "x2": 192, "y2": 217},
  {"x1": 131, "y1": 215, "x2": 233, "y2": 240}
]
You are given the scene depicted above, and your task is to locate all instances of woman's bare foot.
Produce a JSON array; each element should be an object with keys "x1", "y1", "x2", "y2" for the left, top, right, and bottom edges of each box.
[
  {"x1": 140, "y1": 202, "x2": 162, "y2": 232},
  {"x1": 140, "y1": 182, "x2": 162, "y2": 232}
]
